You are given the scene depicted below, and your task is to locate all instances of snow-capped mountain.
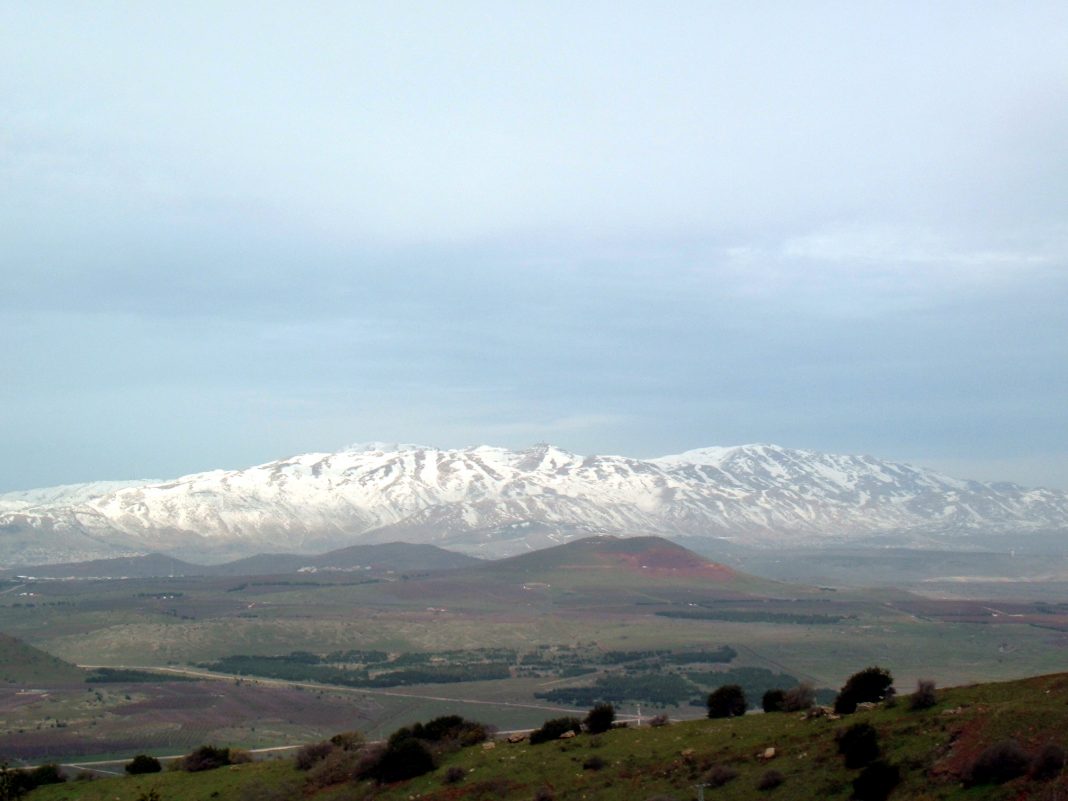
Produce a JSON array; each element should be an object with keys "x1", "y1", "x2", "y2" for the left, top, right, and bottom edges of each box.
[{"x1": 2, "y1": 443, "x2": 1066, "y2": 565}]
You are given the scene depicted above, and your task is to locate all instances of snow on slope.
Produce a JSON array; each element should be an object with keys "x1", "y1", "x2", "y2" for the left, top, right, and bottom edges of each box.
[
  {"x1": 0, "y1": 480, "x2": 156, "y2": 513},
  {"x1": 2, "y1": 443, "x2": 1067, "y2": 565}
]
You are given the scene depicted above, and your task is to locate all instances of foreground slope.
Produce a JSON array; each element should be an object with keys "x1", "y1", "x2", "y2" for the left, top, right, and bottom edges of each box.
[
  {"x1": 26, "y1": 672, "x2": 1068, "y2": 801},
  {"x1": 3, "y1": 442, "x2": 1066, "y2": 565}
]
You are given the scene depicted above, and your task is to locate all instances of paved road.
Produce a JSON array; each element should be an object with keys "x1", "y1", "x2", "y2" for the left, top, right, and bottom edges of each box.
[
  {"x1": 77, "y1": 663, "x2": 585, "y2": 714},
  {"x1": 14, "y1": 663, "x2": 680, "y2": 774}
]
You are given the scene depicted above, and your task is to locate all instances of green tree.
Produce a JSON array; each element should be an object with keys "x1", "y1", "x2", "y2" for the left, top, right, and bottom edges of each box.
[
  {"x1": 126, "y1": 754, "x2": 162, "y2": 775},
  {"x1": 761, "y1": 688, "x2": 785, "y2": 713},
  {"x1": 834, "y1": 667, "x2": 893, "y2": 714},
  {"x1": 0, "y1": 762, "x2": 23, "y2": 801},
  {"x1": 706, "y1": 684, "x2": 746, "y2": 718},
  {"x1": 584, "y1": 702, "x2": 615, "y2": 734}
]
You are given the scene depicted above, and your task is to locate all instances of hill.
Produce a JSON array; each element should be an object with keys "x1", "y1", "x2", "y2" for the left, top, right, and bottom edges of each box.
[
  {"x1": 5, "y1": 553, "x2": 203, "y2": 579},
  {"x1": 3, "y1": 542, "x2": 479, "y2": 579},
  {"x1": 391, "y1": 535, "x2": 802, "y2": 609},
  {"x1": 311, "y1": 541, "x2": 480, "y2": 572},
  {"x1": 3, "y1": 442, "x2": 1066, "y2": 565},
  {"x1": 0, "y1": 633, "x2": 84, "y2": 685},
  {"x1": 474, "y1": 534, "x2": 738, "y2": 581},
  {"x1": 24, "y1": 671, "x2": 1068, "y2": 800}
]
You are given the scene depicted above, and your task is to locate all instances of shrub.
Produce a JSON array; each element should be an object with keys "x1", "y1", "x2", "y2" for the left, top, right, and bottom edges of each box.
[
  {"x1": 370, "y1": 737, "x2": 436, "y2": 783},
  {"x1": 837, "y1": 723, "x2": 880, "y2": 769},
  {"x1": 704, "y1": 764, "x2": 738, "y2": 787},
  {"x1": 181, "y1": 745, "x2": 231, "y2": 772},
  {"x1": 908, "y1": 679, "x2": 937, "y2": 711},
  {"x1": 443, "y1": 765, "x2": 466, "y2": 784},
  {"x1": 835, "y1": 667, "x2": 893, "y2": 715},
  {"x1": 967, "y1": 739, "x2": 1031, "y2": 785},
  {"x1": 757, "y1": 769, "x2": 784, "y2": 791},
  {"x1": 125, "y1": 755, "x2": 162, "y2": 775},
  {"x1": 583, "y1": 756, "x2": 606, "y2": 771},
  {"x1": 648, "y1": 714, "x2": 670, "y2": 727},
  {"x1": 295, "y1": 741, "x2": 334, "y2": 770},
  {"x1": 584, "y1": 703, "x2": 615, "y2": 734},
  {"x1": 783, "y1": 683, "x2": 816, "y2": 712},
  {"x1": 707, "y1": 684, "x2": 747, "y2": 718},
  {"x1": 407, "y1": 715, "x2": 491, "y2": 747},
  {"x1": 1031, "y1": 743, "x2": 1066, "y2": 781},
  {"x1": 26, "y1": 764, "x2": 64, "y2": 787},
  {"x1": 351, "y1": 744, "x2": 387, "y2": 781},
  {"x1": 329, "y1": 730, "x2": 365, "y2": 751},
  {"x1": 762, "y1": 689, "x2": 785, "y2": 713},
  {"x1": 305, "y1": 748, "x2": 362, "y2": 790},
  {"x1": 852, "y1": 761, "x2": 900, "y2": 801},
  {"x1": 530, "y1": 717, "x2": 582, "y2": 745}
]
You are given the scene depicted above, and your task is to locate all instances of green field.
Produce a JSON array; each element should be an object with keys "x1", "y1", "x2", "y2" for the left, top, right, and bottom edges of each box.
[
  {"x1": 3, "y1": 537, "x2": 1068, "y2": 762},
  {"x1": 22, "y1": 672, "x2": 1068, "y2": 801}
]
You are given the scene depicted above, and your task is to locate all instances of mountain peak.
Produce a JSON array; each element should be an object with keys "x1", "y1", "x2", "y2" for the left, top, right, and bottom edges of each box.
[{"x1": 2, "y1": 442, "x2": 1065, "y2": 566}]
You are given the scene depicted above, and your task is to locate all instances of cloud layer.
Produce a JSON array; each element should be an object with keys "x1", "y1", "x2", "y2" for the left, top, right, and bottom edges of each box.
[{"x1": 2, "y1": 2, "x2": 1066, "y2": 489}]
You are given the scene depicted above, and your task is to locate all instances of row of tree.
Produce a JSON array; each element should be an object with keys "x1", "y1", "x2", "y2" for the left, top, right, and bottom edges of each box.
[{"x1": 706, "y1": 665, "x2": 898, "y2": 718}]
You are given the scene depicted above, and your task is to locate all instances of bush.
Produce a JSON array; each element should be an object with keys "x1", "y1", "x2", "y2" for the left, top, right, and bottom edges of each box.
[
  {"x1": 370, "y1": 737, "x2": 436, "y2": 783},
  {"x1": 1031, "y1": 743, "x2": 1066, "y2": 781},
  {"x1": 182, "y1": 745, "x2": 232, "y2": 772},
  {"x1": 584, "y1": 703, "x2": 615, "y2": 734},
  {"x1": 783, "y1": 683, "x2": 816, "y2": 712},
  {"x1": 329, "y1": 730, "x2": 365, "y2": 751},
  {"x1": 908, "y1": 679, "x2": 937, "y2": 711},
  {"x1": 762, "y1": 689, "x2": 785, "y2": 713},
  {"x1": 351, "y1": 744, "x2": 387, "y2": 782},
  {"x1": 707, "y1": 684, "x2": 747, "y2": 718},
  {"x1": 703, "y1": 764, "x2": 738, "y2": 787},
  {"x1": 407, "y1": 715, "x2": 490, "y2": 747},
  {"x1": 835, "y1": 667, "x2": 893, "y2": 715},
  {"x1": 530, "y1": 717, "x2": 582, "y2": 745},
  {"x1": 305, "y1": 748, "x2": 362, "y2": 790},
  {"x1": 125, "y1": 754, "x2": 162, "y2": 775},
  {"x1": 757, "y1": 769, "x2": 784, "y2": 791},
  {"x1": 648, "y1": 714, "x2": 671, "y2": 727},
  {"x1": 295, "y1": 741, "x2": 334, "y2": 770},
  {"x1": 443, "y1": 765, "x2": 466, "y2": 784},
  {"x1": 229, "y1": 748, "x2": 252, "y2": 764},
  {"x1": 852, "y1": 761, "x2": 900, "y2": 801},
  {"x1": 967, "y1": 739, "x2": 1031, "y2": 785},
  {"x1": 583, "y1": 756, "x2": 606, "y2": 771},
  {"x1": 837, "y1": 723, "x2": 880, "y2": 769}
]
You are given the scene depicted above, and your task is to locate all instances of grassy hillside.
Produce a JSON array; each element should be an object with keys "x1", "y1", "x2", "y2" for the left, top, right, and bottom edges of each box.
[
  {"x1": 0, "y1": 632, "x2": 84, "y2": 685},
  {"x1": 26, "y1": 672, "x2": 1068, "y2": 801}
]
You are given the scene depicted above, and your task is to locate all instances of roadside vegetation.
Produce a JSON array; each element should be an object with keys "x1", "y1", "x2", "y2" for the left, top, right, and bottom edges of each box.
[{"x1": 16, "y1": 669, "x2": 1068, "y2": 801}]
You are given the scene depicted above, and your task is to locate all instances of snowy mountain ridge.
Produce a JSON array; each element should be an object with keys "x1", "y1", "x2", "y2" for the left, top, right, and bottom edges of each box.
[{"x1": 1, "y1": 443, "x2": 1066, "y2": 565}]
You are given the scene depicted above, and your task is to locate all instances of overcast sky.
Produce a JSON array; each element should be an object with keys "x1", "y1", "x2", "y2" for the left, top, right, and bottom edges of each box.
[{"x1": 2, "y1": 1, "x2": 1067, "y2": 491}]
